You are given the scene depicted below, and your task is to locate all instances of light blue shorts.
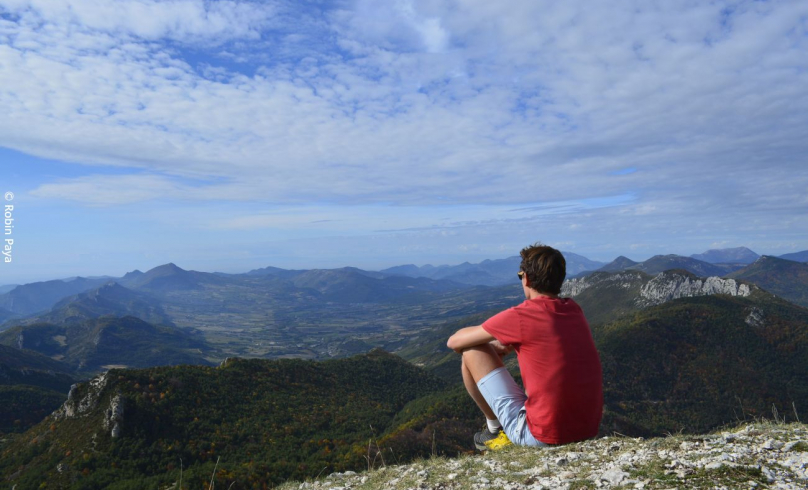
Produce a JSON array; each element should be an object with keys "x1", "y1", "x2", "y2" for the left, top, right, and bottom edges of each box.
[{"x1": 476, "y1": 366, "x2": 549, "y2": 447}]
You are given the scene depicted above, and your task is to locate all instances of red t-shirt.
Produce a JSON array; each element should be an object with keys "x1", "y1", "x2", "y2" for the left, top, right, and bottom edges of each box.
[{"x1": 482, "y1": 296, "x2": 603, "y2": 444}]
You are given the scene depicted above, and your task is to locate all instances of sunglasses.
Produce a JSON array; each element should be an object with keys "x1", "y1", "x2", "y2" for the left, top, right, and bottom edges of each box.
[{"x1": 517, "y1": 270, "x2": 525, "y2": 280}]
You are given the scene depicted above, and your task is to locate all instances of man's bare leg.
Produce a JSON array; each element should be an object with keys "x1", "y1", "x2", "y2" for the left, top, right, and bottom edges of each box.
[{"x1": 461, "y1": 343, "x2": 505, "y2": 421}]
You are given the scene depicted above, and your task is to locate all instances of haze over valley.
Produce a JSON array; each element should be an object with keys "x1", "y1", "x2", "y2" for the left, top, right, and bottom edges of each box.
[{"x1": 2, "y1": 246, "x2": 806, "y2": 368}]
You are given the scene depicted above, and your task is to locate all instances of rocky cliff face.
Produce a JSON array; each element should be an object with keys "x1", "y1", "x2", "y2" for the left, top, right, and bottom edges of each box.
[
  {"x1": 636, "y1": 272, "x2": 753, "y2": 307},
  {"x1": 52, "y1": 371, "x2": 125, "y2": 438},
  {"x1": 561, "y1": 271, "x2": 646, "y2": 297},
  {"x1": 561, "y1": 270, "x2": 755, "y2": 309},
  {"x1": 278, "y1": 422, "x2": 808, "y2": 490},
  {"x1": 102, "y1": 393, "x2": 125, "y2": 438},
  {"x1": 745, "y1": 306, "x2": 765, "y2": 328},
  {"x1": 54, "y1": 372, "x2": 109, "y2": 419}
]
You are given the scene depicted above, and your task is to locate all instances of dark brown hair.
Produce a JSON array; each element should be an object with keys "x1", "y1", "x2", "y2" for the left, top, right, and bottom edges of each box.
[{"x1": 519, "y1": 242, "x2": 566, "y2": 295}]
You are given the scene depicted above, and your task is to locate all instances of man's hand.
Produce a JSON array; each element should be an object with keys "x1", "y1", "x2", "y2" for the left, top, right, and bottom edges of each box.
[{"x1": 490, "y1": 340, "x2": 514, "y2": 357}]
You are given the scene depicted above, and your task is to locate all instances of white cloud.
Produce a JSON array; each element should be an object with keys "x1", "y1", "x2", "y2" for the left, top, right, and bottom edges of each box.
[
  {"x1": 414, "y1": 17, "x2": 449, "y2": 53},
  {"x1": 30, "y1": 174, "x2": 186, "y2": 205},
  {"x1": 0, "y1": 0, "x2": 277, "y2": 43}
]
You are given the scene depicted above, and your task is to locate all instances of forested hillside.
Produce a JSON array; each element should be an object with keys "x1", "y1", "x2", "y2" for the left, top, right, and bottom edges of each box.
[
  {"x1": 0, "y1": 344, "x2": 74, "y2": 434},
  {"x1": 0, "y1": 350, "x2": 451, "y2": 489}
]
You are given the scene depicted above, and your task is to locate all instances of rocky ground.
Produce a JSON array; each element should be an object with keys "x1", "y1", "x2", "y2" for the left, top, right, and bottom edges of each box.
[{"x1": 277, "y1": 422, "x2": 808, "y2": 490}]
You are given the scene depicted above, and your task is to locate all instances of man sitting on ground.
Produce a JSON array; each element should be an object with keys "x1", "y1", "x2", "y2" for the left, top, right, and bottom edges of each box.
[{"x1": 447, "y1": 243, "x2": 603, "y2": 450}]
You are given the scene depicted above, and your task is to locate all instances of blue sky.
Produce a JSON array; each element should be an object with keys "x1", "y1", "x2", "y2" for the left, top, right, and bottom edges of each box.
[{"x1": 0, "y1": 0, "x2": 807, "y2": 284}]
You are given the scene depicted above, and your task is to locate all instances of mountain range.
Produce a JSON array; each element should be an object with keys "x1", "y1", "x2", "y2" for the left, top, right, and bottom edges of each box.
[
  {"x1": 1, "y1": 246, "x2": 806, "y2": 327},
  {"x1": 380, "y1": 252, "x2": 605, "y2": 286},
  {"x1": 592, "y1": 254, "x2": 744, "y2": 277},
  {"x1": 0, "y1": 262, "x2": 524, "y2": 364},
  {"x1": 2, "y1": 247, "x2": 807, "y2": 375}
]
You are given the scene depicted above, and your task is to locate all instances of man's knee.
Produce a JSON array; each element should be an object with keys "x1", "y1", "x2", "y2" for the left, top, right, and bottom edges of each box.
[
  {"x1": 460, "y1": 344, "x2": 504, "y2": 381},
  {"x1": 461, "y1": 343, "x2": 498, "y2": 360}
]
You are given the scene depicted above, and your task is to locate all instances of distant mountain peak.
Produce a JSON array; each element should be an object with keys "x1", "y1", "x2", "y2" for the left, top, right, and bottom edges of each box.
[
  {"x1": 158, "y1": 262, "x2": 182, "y2": 271},
  {"x1": 597, "y1": 255, "x2": 639, "y2": 273},
  {"x1": 691, "y1": 246, "x2": 759, "y2": 264},
  {"x1": 121, "y1": 262, "x2": 213, "y2": 292},
  {"x1": 141, "y1": 263, "x2": 188, "y2": 277}
]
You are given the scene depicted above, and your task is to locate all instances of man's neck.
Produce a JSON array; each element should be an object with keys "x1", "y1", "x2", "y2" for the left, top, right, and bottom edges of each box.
[{"x1": 526, "y1": 289, "x2": 558, "y2": 300}]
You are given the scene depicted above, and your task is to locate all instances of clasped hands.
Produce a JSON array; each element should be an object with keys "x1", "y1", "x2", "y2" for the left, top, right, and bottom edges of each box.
[{"x1": 490, "y1": 339, "x2": 514, "y2": 357}]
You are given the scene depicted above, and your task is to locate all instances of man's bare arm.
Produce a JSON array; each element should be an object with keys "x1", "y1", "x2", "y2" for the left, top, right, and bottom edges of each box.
[
  {"x1": 446, "y1": 325, "x2": 513, "y2": 354},
  {"x1": 447, "y1": 325, "x2": 494, "y2": 353}
]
